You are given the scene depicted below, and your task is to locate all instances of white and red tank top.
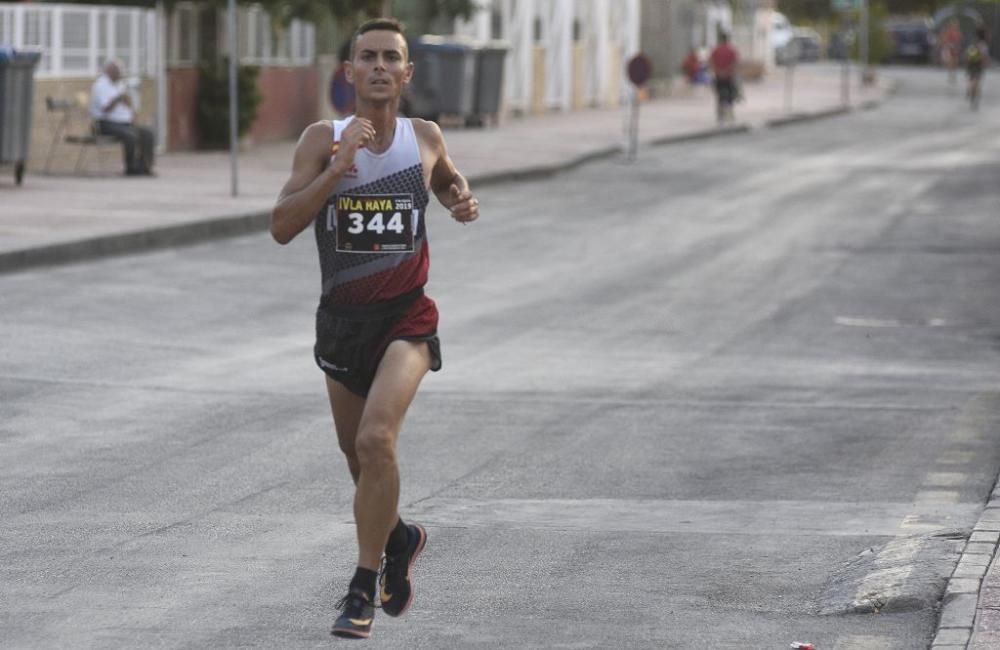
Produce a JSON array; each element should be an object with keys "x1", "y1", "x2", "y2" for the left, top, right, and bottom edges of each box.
[{"x1": 314, "y1": 117, "x2": 430, "y2": 304}]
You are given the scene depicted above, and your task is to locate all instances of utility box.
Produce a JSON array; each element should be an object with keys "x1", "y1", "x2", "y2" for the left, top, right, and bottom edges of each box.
[{"x1": 0, "y1": 49, "x2": 42, "y2": 185}]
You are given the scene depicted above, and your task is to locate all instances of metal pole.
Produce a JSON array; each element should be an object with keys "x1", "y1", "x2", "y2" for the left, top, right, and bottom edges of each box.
[
  {"x1": 227, "y1": 0, "x2": 238, "y2": 197},
  {"x1": 625, "y1": 86, "x2": 639, "y2": 162},
  {"x1": 784, "y1": 62, "x2": 794, "y2": 113},
  {"x1": 155, "y1": 1, "x2": 167, "y2": 153},
  {"x1": 994, "y1": 6, "x2": 999, "y2": 64},
  {"x1": 860, "y1": 0, "x2": 869, "y2": 87},
  {"x1": 841, "y1": 54, "x2": 850, "y2": 106},
  {"x1": 630, "y1": 91, "x2": 639, "y2": 161},
  {"x1": 840, "y1": 13, "x2": 851, "y2": 107}
]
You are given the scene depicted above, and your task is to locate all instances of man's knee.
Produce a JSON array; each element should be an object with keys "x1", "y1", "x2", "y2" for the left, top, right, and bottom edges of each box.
[
  {"x1": 354, "y1": 422, "x2": 397, "y2": 470},
  {"x1": 118, "y1": 128, "x2": 139, "y2": 145}
]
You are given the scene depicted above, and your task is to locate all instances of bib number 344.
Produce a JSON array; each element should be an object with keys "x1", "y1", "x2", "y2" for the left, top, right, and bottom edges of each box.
[{"x1": 332, "y1": 193, "x2": 416, "y2": 253}]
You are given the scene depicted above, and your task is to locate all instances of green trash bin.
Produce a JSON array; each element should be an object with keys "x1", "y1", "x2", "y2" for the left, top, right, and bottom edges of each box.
[{"x1": 0, "y1": 49, "x2": 42, "y2": 185}]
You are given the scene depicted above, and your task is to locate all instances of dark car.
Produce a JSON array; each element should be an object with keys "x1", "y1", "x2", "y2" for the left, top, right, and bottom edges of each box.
[
  {"x1": 884, "y1": 17, "x2": 936, "y2": 63},
  {"x1": 790, "y1": 27, "x2": 823, "y2": 62},
  {"x1": 827, "y1": 29, "x2": 854, "y2": 61}
]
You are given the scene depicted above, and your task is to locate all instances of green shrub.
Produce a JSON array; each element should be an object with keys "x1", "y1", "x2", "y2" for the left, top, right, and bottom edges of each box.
[
  {"x1": 848, "y1": 2, "x2": 893, "y2": 64},
  {"x1": 196, "y1": 58, "x2": 261, "y2": 149}
]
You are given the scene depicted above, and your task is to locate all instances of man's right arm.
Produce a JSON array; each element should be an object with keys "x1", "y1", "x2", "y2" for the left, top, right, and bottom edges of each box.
[
  {"x1": 270, "y1": 122, "x2": 342, "y2": 245},
  {"x1": 94, "y1": 78, "x2": 129, "y2": 114},
  {"x1": 271, "y1": 118, "x2": 375, "y2": 245}
]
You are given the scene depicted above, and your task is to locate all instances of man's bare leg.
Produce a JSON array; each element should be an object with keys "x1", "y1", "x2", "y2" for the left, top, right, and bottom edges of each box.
[
  {"x1": 353, "y1": 339, "x2": 431, "y2": 570},
  {"x1": 326, "y1": 378, "x2": 365, "y2": 484}
]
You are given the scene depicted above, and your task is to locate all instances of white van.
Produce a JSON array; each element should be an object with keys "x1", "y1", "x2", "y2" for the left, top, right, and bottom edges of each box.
[{"x1": 771, "y1": 11, "x2": 796, "y2": 64}]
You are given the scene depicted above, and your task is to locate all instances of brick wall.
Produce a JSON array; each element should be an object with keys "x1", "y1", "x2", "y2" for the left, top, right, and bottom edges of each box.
[
  {"x1": 249, "y1": 66, "x2": 319, "y2": 144},
  {"x1": 168, "y1": 68, "x2": 201, "y2": 151}
]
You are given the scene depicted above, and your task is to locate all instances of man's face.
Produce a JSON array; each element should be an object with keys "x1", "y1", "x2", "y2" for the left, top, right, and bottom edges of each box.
[{"x1": 347, "y1": 30, "x2": 413, "y2": 102}]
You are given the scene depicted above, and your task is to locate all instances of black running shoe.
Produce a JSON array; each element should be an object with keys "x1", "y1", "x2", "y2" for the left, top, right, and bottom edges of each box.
[
  {"x1": 379, "y1": 523, "x2": 427, "y2": 617},
  {"x1": 331, "y1": 590, "x2": 376, "y2": 639}
]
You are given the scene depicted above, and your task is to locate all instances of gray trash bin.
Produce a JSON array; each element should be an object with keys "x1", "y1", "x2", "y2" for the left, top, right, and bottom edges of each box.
[
  {"x1": 0, "y1": 49, "x2": 42, "y2": 185},
  {"x1": 408, "y1": 36, "x2": 477, "y2": 121},
  {"x1": 471, "y1": 41, "x2": 508, "y2": 126}
]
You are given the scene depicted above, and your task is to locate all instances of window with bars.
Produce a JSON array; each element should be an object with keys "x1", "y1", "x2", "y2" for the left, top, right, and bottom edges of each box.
[
  {"x1": 0, "y1": 4, "x2": 155, "y2": 78},
  {"x1": 238, "y1": 5, "x2": 315, "y2": 66},
  {"x1": 0, "y1": 2, "x2": 314, "y2": 76},
  {"x1": 61, "y1": 10, "x2": 91, "y2": 73},
  {"x1": 169, "y1": 2, "x2": 199, "y2": 66}
]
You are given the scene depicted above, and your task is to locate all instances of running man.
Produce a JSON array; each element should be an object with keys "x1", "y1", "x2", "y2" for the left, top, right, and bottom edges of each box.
[
  {"x1": 269, "y1": 17, "x2": 480, "y2": 640},
  {"x1": 965, "y1": 25, "x2": 991, "y2": 110},
  {"x1": 940, "y1": 18, "x2": 962, "y2": 86}
]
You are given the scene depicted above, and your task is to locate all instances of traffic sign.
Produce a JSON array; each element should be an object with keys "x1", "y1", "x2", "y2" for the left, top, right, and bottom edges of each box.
[{"x1": 627, "y1": 53, "x2": 652, "y2": 87}]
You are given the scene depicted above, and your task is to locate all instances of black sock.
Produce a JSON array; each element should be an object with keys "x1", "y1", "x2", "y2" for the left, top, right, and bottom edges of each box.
[
  {"x1": 385, "y1": 517, "x2": 409, "y2": 556},
  {"x1": 349, "y1": 567, "x2": 378, "y2": 601}
]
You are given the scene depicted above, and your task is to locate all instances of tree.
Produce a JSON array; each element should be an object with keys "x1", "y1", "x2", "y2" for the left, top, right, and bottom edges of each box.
[
  {"x1": 47, "y1": 0, "x2": 475, "y2": 27},
  {"x1": 318, "y1": 0, "x2": 475, "y2": 31},
  {"x1": 778, "y1": 0, "x2": 949, "y2": 22}
]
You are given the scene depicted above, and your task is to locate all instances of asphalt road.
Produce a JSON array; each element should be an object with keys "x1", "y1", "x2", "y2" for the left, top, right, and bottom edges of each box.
[{"x1": 2, "y1": 67, "x2": 1000, "y2": 649}]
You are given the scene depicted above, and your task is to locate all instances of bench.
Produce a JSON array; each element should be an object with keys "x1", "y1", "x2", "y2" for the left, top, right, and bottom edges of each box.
[{"x1": 44, "y1": 95, "x2": 121, "y2": 175}]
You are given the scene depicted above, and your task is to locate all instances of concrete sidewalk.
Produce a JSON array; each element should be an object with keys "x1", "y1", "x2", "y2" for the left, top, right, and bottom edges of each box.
[{"x1": 0, "y1": 65, "x2": 886, "y2": 274}]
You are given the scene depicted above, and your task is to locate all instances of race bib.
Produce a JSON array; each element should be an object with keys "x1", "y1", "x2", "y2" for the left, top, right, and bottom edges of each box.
[{"x1": 330, "y1": 193, "x2": 416, "y2": 253}]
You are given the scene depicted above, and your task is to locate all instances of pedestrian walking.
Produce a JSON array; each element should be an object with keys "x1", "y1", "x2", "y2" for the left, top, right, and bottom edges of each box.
[
  {"x1": 269, "y1": 17, "x2": 480, "y2": 640},
  {"x1": 330, "y1": 40, "x2": 356, "y2": 117},
  {"x1": 940, "y1": 18, "x2": 962, "y2": 87},
  {"x1": 682, "y1": 46, "x2": 702, "y2": 85},
  {"x1": 965, "y1": 25, "x2": 991, "y2": 110},
  {"x1": 709, "y1": 33, "x2": 740, "y2": 124}
]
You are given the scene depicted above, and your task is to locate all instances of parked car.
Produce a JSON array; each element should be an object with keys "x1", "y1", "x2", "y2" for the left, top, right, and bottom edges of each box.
[
  {"x1": 827, "y1": 29, "x2": 854, "y2": 61},
  {"x1": 884, "y1": 17, "x2": 936, "y2": 64},
  {"x1": 789, "y1": 27, "x2": 823, "y2": 62}
]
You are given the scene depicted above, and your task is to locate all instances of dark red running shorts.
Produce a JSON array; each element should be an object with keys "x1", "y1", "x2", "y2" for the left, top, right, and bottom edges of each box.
[{"x1": 314, "y1": 287, "x2": 441, "y2": 397}]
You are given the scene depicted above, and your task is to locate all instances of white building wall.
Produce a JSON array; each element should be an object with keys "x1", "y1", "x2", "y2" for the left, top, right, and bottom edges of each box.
[{"x1": 456, "y1": 0, "x2": 639, "y2": 114}]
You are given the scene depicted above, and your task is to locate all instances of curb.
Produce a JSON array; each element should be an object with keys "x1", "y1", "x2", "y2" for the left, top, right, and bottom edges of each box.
[
  {"x1": 932, "y1": 476, "x2": 1000, "y2": 649},
  {"x1": 0, "y1": 211, "x2": 271, "y2": 275},
  {"x1": 467, "y1": 144, "x2": 622, "y2": 186},
  {"x1": 765, "y1": 106, "x2": 850, "y2": 128},
  {"x1": 648, "y1": 123, "x2": 752, "y2": 146},
  {"x1": 0, "y1": 98, "x2": 883, "y2": 276}
]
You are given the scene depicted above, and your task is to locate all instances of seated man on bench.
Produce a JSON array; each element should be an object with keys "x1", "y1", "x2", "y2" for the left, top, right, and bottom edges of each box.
[{"x1": 89, "y1": 59, "x2": 155, "y2": 176}]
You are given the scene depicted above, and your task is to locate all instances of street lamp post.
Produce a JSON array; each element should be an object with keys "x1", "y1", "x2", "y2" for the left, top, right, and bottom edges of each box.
[
  {"x1": 859, "y1": 0, "x2": 869, "y2": 88},
  {"x1": 228, "y1": 0, "x2": 238, "y2": 197}
]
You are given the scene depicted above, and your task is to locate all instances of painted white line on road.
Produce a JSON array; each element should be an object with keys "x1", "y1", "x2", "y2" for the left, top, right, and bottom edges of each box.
[
  {"x1": 938, "y1": 451, "x2": 976, "y2": 465},
  {"x1": 834, "y1": 316, "x2": 952, "y2": 328},
  {"x1": 925, "y1": 473, "x2": 969, "y2": 488},
  {"x1": 835, "y1": 316, "x2": 902, "y2": 328},
  {"x1": 914, "y1": 490, "x2": 962, "y2": 505}
]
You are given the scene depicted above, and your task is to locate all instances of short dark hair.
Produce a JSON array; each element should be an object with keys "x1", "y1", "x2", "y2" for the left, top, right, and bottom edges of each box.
[{"x1": 350, "y1": 17, "x2": 407, "y2": 60}]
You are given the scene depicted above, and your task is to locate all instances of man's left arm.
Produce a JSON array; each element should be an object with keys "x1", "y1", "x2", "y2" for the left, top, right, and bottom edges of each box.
[{"x1": 422, "y1": 121, "x2": 479, "y2": 224}]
